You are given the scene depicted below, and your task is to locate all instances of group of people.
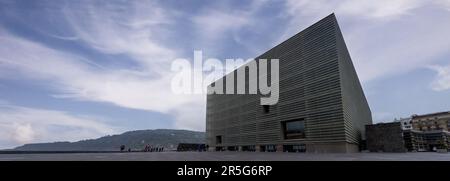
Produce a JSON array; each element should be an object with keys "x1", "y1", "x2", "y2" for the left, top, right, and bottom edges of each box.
[
  {"x1": 176, "y1": 144, "x2": 208, "y2": 152},
  {"x1": 119, "y1": 145, "x2": 164, "y2": 152},
  {"x1": 143, "y1": 145, "x2": 164, "y2": 152},
  {"x1": 120, "y1": 145, "x2": 129, "y2": 152}
]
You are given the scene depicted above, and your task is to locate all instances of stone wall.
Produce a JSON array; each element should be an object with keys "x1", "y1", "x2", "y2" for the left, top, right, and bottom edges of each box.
[{"x1": 366, "y1": 122, "x2": 407, "y2": 152}]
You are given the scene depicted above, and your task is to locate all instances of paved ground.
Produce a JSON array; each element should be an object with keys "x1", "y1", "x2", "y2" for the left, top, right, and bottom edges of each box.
[{"x1": 1, "y1": 151, "x2": 450, "y2": 161}]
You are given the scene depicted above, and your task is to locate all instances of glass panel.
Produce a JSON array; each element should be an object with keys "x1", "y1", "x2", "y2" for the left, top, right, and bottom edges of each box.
[{"x1": 283, "y1": 119, "x2": 305, "y2": 139}]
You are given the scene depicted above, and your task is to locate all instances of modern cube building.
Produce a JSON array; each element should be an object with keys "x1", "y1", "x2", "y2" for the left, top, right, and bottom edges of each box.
[{"x1": 206, "y1": 14, "x2": 372, "y2": 153}]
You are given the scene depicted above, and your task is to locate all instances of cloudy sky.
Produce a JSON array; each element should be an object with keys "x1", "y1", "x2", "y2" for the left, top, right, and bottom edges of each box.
[{"x1": 0, "y1": 0, "x2": 450, "y2": 149}]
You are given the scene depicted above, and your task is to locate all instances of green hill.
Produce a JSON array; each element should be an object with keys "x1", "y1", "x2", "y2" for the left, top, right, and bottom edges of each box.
[{"x1": 14, "y1": 129, "x2": 205, "y2": 151}]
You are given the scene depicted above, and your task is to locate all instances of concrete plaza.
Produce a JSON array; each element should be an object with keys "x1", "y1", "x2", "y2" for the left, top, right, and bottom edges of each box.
[{"x1": 0, "y1": 151, "x2": 449, "y2": 161}]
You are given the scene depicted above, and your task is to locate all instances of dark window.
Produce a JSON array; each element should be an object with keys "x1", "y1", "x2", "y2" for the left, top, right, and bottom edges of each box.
[
  {"x1": 242, "y1": 145, "x2": 256, "y2": 152},
  {"x1": 261, "y1": 145, "x2": 277, "y2": 152},
  {"x1": 282, "y1": 119, "x2": 305, "y2": 139},
  {"x1": 263, "y1": 105, "x2": 270, "y2": 113},
  {"x1": 283, "y1": 144, "x2": 306, "y2": 152},
  {"x1": 227, "y1": 146, "x2": 238, "y2": 151},
  {"x1": 216, "y1": 135, "x2": 222, "y2": 144}
]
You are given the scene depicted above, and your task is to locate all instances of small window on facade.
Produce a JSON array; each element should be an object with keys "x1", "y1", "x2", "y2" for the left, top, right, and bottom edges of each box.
[
  {"x1": 282, "y1": 119, "x2": 306, "y2": 139},
  {"x1": 263, "y1": 105, "x2": 270, "y2": 113},
  {"x1": 216, "y1": 135, "x2": 222, "y2": 144}
]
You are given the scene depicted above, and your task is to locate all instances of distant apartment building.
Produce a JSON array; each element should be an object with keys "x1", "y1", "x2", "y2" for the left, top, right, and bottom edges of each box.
[
  {"x1": 407, "y1": 112, "x2": 450, "y2": 151},
  {"x1": 411, "y1": 111, "x2": 450, "y2": 131},
  {"x1": 206, "y1": 14, "x2": 372, "y2": 153},
  {"x1": 394, "y1": 117, "x2": 412, "y2": 130},
  {"x1": 366, "y1": 111, "x2": 450, "y2": 152},
  {"x1": 404, "y1": 130, "x2": 449, "y2": 152}
]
